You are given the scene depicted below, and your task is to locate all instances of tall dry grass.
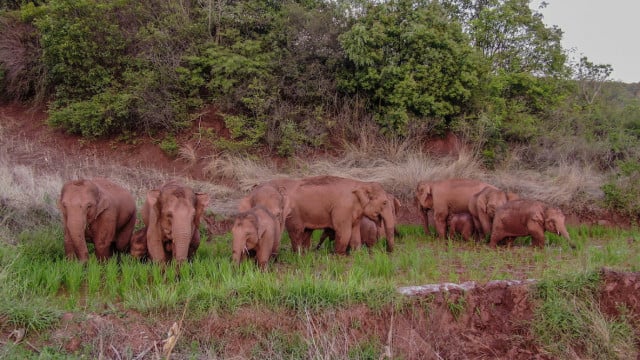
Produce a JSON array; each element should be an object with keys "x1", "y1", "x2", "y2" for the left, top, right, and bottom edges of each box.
[{"x1": 0, "y1": 112, "x2": 610, "y2": 244}]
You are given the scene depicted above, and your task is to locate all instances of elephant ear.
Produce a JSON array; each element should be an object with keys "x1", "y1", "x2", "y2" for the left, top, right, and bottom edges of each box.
[
  {"x1": 277, "y1": 186, "x2": 291, "y2": 223},
  {"x1": 393, "y1": 196, "x2": 401, "y2": 215},
  {"x1": 145, "y1": 190, "x2": 162, "y2": 231},
  {"x1": 507, "y1": 192, "x2": 519, "y2": 201},
  {"x1": 418, "y1": 183, "x2": 432, "y2": 207},
  {"x1": 194, "y1": 193, "x2": 210, "y2": 226},
  {"x1": 95, "y1": 191, "x2": 110, "y2": 220},
  {"x1": 353, "y1": 186, "x2": 371, "y2": 207},
  {"x1": 478, "y1": 193, "x2": 489, "y2": 214},
  {"x1": 145, "y1": 189, "x2": 166, "y2": 262}
]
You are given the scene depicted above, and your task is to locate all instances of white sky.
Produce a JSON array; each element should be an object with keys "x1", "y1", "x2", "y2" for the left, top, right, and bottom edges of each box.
[{"x1": 533, "y1": 1, "x2": 640, "y2": 83}]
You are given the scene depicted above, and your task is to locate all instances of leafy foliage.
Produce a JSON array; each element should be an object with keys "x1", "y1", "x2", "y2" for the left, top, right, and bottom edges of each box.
[
  {"x1": 0, "y1": 0, "x2": 635, "y2": 182},
  {"x1": 339, "y1": 0, "x2": 482, "y2": 136}
]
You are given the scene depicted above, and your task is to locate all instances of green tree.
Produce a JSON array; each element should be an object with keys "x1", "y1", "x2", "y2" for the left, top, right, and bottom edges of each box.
[
  {"x1": 575, "y1": 56, "x2": 613, "y2": 106},
  {"x1": 339, "y1": 0, "x2": 482, "y2": 136}
]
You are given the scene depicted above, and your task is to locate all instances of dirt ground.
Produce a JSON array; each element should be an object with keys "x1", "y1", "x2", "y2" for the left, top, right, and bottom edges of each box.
[{"x1": 2, "y1": 102, "x2": 640, "y2": 359}]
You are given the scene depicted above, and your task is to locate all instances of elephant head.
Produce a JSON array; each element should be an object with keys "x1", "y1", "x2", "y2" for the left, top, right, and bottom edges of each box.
[
  {"x1": 231, "y1": 211, "x2": 261, "y2": 265},
  {"x1": 544, "y1": 207, "x2": 574, "y2": 248},
  {"x1": 353, "y1": 182, "x2": 396, "y2": 252},
  {"x1": 58, "y1": 179, "x2": 110, "y2": 261},
  {"x1": 144, "y1": 181, "x2": 209, "y2": 263},
  {"x1": 415, "y1": 181, "x2": 433, "y2": 211},
  {"x1": 479, "y1": 189, "x2": 519, "y2": 218}
]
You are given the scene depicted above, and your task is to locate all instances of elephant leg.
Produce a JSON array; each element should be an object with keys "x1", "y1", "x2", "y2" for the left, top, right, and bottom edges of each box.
[
  {"x1": 349, "y1": 222, "x2": 362, "y2": 251},
  {"x1": 334, "y1": 226, "x2": 352, "y2": 256},
  {"x1": 488, "y1": 232, "x2": 503, "y2": 249},
  {"x1": 316, "y1": 229, "x2": 334, "y2": 250},
  {"x1": 420, "y1": 209, "x2": 431, "y2": 235},
  {"x1": 434, "y1": 212, "x2": 448, "y2": 239},
  {"x1": 115, "y1": 213, "x2": 136, "y2": 252},
  {"x1": 300, "y1": 229, "x2": 313, "y2": 250},
  {"x1": 530, "y1": 228, "x2": 546, "y2": 248}
]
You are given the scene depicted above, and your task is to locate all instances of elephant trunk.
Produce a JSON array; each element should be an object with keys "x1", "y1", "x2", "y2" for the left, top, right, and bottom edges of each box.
[
  {"x1": 232, "y1": 237, "x2": 245, "y2": 265},
  {"x1": 172, "y1": 221, "x2": 193, "y2": 262},
  {"x1": 560, "y1": 228, "x2": 576, "y2": 249},
  {"x1": 67, "y1": 214, "x2": 89, "y2": 260},
  {"x1": 384, "y1": 225, "x2": 395, "y2": 252}
]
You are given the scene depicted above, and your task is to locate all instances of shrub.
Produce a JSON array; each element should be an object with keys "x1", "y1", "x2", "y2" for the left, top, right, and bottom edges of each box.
[
  {"x1": 602, "y1": 159, "x2": 640, "y2": 218},
  {"x1": 48, "y1": 91, "x2": 136, "y2": 137}
]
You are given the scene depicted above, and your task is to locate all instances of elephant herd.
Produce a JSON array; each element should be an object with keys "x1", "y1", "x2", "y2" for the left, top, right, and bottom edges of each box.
[
  {"x1": 57, "y1": 176, "x2": 573, "y2": 269},
  {"x1": 415, "y1": 178, "x2": 574, "y2": 249}
]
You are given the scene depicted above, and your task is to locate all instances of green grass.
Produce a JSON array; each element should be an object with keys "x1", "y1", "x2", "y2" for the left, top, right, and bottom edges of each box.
[
  {"x1": 2, "y1": 223, "x2": 640, "y2": 358},
  {"x1": 533, "y1": 271, "x2": 637, "y2": 358},
  {"x1": 5, "y1": 224, "x2": 640, "y2": 313}
]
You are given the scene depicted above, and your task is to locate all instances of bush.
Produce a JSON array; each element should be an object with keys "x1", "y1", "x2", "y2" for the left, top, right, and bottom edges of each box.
[
  {"x1": 48, "y1": 92, "x2": 136, "y2": 137},
  {"x1": 602, "y1": 160, "x2": 640, "y2": 219}
]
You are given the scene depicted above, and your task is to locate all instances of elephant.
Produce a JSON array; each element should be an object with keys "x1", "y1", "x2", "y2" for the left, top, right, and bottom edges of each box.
[
  {"x1": 489, "y1": 199, "x2": 575, "y2": 249},
  {"x1": 416, "y1": 195, "x2": 436, "y2": 236},
  {"x1": 129, "y1": 227, "x2": 148, "y2": 260},
  {"x1": 231, "y1": 205, "x2": 281, "y2": 270},
  {"x1": 468, "y1": 187, "x2": 519, "y2": 240},
  {"x1": 447, "y1": 212, "x2": 476, "y2": 242},
  {"x1": 58, "y1": 178, "x2": 136, "y2": 262},
  {"x1": 142, "y1": 181, "x2": 210, "y2": 263},
  {"x1": 316, "y1": 193, "x2": 401, "y2": 250},
  {"x1": 237, "y1": 182, "x2": 291, "y2": 234},
  {"x1": 416, "y1": 179, "x2": 496, "y2": 239},
  {"x1": 286, "y1": 176, "x2": 395, "y2": 255}
]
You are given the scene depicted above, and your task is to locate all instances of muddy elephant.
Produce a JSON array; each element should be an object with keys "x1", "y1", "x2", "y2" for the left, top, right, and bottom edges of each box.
[
  {"x1": 447, "y1": 212, "x2": 476, "y2": 242},
  {"x1": 286, "y1": 176, "x2": 395, "y2": 255},
  {"x1": 468, "y1": 187, "x2": 519, "y2": 239},
  {"x1": 489, "y1": 199, "x2": 575, "y2": 249},
  {"x1": 237, "y1": 182, "x2": 291, "y2": 234},
  {"x1": 416, "y1": 179, "x2": 496, "y2": 239},
  {"x1": 142, "y1": 181, "x2": 210, "y2": 263},
  {"x1": 58, "y1": 178, "x2": 136, "y2": 262},
  {"x1": 316, "y1": 193, "x2": 401, "y2": 250},
  {"x1": 231, "y1": 205, "x2": 281, "y2": 270}
]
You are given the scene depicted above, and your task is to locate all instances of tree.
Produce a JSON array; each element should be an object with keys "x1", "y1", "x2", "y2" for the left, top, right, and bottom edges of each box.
[
  {"x1": 339, "y1": 0, "x2": 483, "y2": 136},
  {"x1": 575, "y1": 56, "x2": 613, "y2": 106}
]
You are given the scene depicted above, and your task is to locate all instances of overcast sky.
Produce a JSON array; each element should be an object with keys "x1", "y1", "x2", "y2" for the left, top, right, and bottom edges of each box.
[{"x1": 533, "y1": 1, "x2": 640, "y2": 83}]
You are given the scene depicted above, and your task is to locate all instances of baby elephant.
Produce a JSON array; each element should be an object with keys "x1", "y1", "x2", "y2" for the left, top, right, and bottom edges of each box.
[
  {"x1": 447, "y1": 212, "x2": 476, "y2": 242},
  {"x1": 316, "y1": 216, "x2": 380, "y2": 251},
  {"x1": 231, "y1": 205, "x2": 281, "y2": 270},
  {"x1": 489, "y1": 199, "x2": 575, "y2": 249}
]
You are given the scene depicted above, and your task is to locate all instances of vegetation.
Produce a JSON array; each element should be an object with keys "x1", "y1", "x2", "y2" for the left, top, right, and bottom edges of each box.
[{"x1": 1, "y1": 0, "x2": 640, "y2": 357}]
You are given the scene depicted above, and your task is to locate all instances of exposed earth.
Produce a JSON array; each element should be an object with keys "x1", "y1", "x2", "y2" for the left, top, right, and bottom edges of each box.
[{"x1": 1, "y1": 102, "x2": 640, "y2": 359}]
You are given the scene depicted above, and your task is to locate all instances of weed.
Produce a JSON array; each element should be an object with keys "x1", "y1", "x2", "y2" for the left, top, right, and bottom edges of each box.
[{"x1": 445, "y1": 294, "x2": 467, "y2": 321}]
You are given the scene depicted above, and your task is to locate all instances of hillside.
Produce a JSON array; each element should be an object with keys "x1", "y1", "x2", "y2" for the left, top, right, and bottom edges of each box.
[{"x1": 2, "y1": 103, "x2": 640, "y2": 359}]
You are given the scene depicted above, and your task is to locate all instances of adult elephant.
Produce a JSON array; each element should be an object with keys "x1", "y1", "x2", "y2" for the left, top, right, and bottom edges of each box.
[
  {"x1": 489, "y1": 199, "x2": 575, "y2": 249},
  {"x1": 58, "y1": 178, "x2": 136, "y2": 262},
  {"x1": 286, "y1": 176, "x2": 394, "y2": 255},
  {"x1": 416, "y1": 179, "x2": 496, "y2": 239},
  {"x1": 142, "y1": 181, "x2": 209, "y2": 263},
  {"x1": 468, "y1": 187, "x2": 519, "y2": 240}
]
